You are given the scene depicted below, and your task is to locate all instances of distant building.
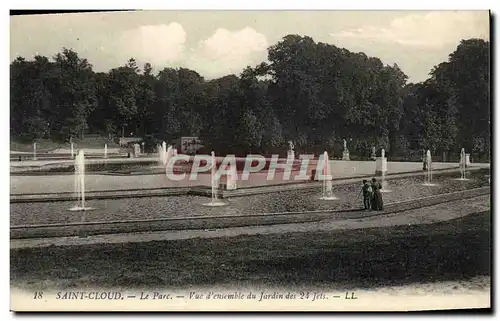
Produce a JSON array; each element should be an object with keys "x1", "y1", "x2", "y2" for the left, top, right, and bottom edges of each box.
[
  {"x1": 119, "y1": 137, "x2": 142, "y2": 147},
  {"x1": 180, "y1": 137, "x2": 203, "y2": 154}
]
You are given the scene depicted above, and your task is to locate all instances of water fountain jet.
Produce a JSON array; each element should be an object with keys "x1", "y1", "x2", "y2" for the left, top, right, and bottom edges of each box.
[
  {"x1": 422, "y1": 150, "x2": 438, "y2": 186},
  {"x1": 68, "y1": 150, "x2": 94, "y2": 211},
  {"x1": 203, "y1": 151, "x2": 227, "y2": 207},
  {"x1": 454, "y1": 148, "x2": 470, "y2": 181},
  {"x1": 380, "y1": 149, "x2": 391, "y2": 193},
  {"x1": 164, "y1": 145, "x2": 174, "y2": 175},
  {"x1": 319, "y1": 151, "x2": 338, "y2": 200},
  {"x1": 161, "y1": 141, "x2": 168, "y2": 166}
]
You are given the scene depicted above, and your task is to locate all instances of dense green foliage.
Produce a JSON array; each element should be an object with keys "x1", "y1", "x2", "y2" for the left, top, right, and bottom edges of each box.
[{"x1": 10, "y1": 35, "x2": 490, "y2": 159}]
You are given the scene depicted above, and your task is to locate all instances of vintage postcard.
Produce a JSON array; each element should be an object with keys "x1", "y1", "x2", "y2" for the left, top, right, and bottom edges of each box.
[{"x1": 9, "y1": 10, "x2": 491, "y2": 312}]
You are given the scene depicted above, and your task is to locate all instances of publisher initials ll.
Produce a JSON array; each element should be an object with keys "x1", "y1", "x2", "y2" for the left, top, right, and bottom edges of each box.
[{"x1": 345, "y1": 292, "x2": 357, "y2": 299}]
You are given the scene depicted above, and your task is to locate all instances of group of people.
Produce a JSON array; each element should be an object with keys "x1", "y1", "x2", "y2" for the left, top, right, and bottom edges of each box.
[{"x1": 361, "y1": 178, "x2": 384, "y2": 211}]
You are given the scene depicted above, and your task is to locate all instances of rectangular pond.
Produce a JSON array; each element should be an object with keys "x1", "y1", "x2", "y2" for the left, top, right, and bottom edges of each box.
[{"x1": 10, "y1": 170, "x2": 490, "y2": 226}]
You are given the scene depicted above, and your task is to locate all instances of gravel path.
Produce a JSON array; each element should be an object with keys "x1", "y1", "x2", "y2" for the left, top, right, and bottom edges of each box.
[{"x1": 10, "y1": 194, "x2": 489, "y2": 249}]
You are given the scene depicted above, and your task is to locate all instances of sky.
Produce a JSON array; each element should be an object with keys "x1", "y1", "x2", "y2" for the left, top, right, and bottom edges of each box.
[{"x1": 10, "y1": 10, "x2": 490, "y2": 83}]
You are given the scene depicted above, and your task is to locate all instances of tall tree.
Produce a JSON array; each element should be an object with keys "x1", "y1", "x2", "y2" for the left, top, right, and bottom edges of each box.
[
  {"x1": 49, "y1": 48, "x2": 98, "y2": 140},
  {"x1": 10, "y1": 37, "x2": 489, "y2": 160},
  {"x1": 430, "y1": 39, "x2": 490, "y2": 156},
  {"x1": 107, "y1": 58, "x2": 141, "y2": 137}
]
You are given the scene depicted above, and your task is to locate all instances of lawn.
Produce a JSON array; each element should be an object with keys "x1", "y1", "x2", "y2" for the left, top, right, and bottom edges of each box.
[
  {"x1": 11, "y1": 137, "x2": 118, "y2": 153},
  {"x1": 10, "y1": 211, "x2": 490, "y2": 292}
]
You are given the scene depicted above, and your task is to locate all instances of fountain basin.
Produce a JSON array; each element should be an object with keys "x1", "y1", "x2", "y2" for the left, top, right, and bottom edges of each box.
[{"x1": 10, "y1": 170, "x2": 490, "y2": 227}]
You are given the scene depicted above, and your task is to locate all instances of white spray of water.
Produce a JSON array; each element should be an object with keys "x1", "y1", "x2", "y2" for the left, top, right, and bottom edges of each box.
[
  {"x1": 459, "y1": 148, "x2": 468, "y2": 180},
  {"x1": 380, "y1": 149, "x2": 391, "y2": 192},
  {"x1": 319, "y1": 151, "x2": 338, "y2": 201},
  {"x1": 422, "y1": 150, "x2": 437, "y2": 186},
  {"x1": 202, "y1": 151, "x2": 227, "y2": 206},
  {"x1": 162, "y1": 141, "x2": 167, "y2": 166},
  {"x1": 69, "y1": 150, "x2": 93, "y2": 211}
]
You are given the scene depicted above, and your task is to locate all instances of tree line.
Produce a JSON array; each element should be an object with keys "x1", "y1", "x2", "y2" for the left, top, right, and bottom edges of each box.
[{"x1": 10, "y1": 35, "x2": 490, "y2": 160}]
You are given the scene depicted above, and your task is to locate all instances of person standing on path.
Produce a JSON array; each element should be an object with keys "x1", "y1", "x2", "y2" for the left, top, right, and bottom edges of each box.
[
  {"x1": 371, "y1": 178, "x2": 384, "y2": 211},
  {"x1": 361, "y1": 180, "x2": 373, "y2": 210}
]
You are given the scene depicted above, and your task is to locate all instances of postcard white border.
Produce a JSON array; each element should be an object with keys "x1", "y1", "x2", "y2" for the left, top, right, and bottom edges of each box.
[{"x1": 2, "y1": 1, "x2": 497, "y2": 320}]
